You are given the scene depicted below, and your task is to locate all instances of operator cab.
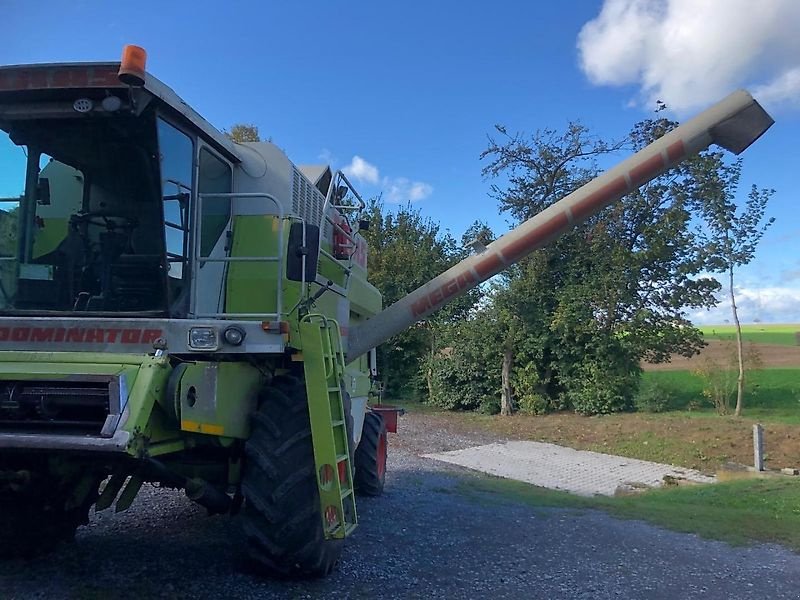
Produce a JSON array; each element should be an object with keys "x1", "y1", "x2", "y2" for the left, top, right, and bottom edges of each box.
[{"x1": 0, "y1": 59, "x2": 236, "y2": 318}]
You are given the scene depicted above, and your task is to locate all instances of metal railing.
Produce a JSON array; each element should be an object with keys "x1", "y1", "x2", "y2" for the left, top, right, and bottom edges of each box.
[
  {"x1": 317, "y1": 171, "x2": 366, "y2": 285},
  {"x1": 191, "y1": 192, "x2": 285, "y2": 319}
]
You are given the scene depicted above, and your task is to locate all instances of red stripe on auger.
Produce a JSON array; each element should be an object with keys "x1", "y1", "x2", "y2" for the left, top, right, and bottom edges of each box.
[
  {"x1": 666, "y1": 140, "x2": 685, "y2": 163},
  {"x1": 475, "y1": 252, "x2": 503, "y2": 278},
  {"x1": 501, "y1": 212, "x2": 570, "y2": 264},
  {"x1": 570, "y1": 176, "x2": 629, "y2": 223},
  {"x1": 628, "y1": 153, "x2": 665, "y2": 186}
]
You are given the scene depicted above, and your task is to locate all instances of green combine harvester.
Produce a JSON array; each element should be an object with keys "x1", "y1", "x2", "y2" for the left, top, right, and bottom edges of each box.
[{"x1": 0, "y1": 45, "x2": 773, "y2": 577}]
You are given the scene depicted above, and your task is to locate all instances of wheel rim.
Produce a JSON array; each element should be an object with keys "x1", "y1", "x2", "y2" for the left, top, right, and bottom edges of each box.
[{"x1": 376, "y1": 431, "x2": 387, "y2": 479}]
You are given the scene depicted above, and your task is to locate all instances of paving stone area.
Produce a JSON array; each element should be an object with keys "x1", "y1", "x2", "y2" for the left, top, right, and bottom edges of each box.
[{"x1": 424, "y1": 440, "x2": 715, "y2": 496}]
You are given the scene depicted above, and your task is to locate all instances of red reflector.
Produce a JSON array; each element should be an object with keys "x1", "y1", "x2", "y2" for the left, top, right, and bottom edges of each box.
[
  {"x1": 324, "y1": 505, "x2": 339, "y2": 528},
  {"x1": 318, "y1": 464, "x2": 334, "y2": 489},
  {"x1": 337, "y1": 460, "x2": 347, "y2": 485}
]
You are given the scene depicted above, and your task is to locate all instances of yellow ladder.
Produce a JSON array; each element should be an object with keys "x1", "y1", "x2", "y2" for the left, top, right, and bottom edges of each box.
[{"x1": 299, "y1": 314, "x2": 357, "y2": 539}]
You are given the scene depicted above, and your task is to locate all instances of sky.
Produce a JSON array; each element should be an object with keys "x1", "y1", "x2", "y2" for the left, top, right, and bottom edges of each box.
[{"x1": 4, "y1": 0, "x2": 800, "y2": 324}]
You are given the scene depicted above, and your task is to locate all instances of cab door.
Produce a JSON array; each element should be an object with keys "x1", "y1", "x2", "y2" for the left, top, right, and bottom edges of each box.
[{"x1": 192, "y1": 145, "x2": 233, "y2": 316}]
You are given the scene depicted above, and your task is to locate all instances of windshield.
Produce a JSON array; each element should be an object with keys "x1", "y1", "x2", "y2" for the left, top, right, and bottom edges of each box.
[{"x1": 0, "y1": 114, "x2": 167, "y2": 314}]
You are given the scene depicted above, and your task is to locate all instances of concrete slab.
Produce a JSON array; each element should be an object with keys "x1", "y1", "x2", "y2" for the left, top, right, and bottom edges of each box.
[{"x1": 423, "y1": 441, "x2": 715, "y2": 496}]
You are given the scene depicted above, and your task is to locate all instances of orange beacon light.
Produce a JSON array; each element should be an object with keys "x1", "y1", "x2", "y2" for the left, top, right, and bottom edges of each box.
[{"x1": 118, "y1": 45, "x2": 147, "y2": 86}]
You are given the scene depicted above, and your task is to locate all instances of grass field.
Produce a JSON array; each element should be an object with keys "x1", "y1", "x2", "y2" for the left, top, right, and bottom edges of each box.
[
  {"x1": 700, "y1": 323, "x2": 800, "y2": 346},
  {"x1": 460, "y1": 474, "x2": 800, "y2": 551},
  {"x1": 643, "y1": 368, "x2": 800, "y2": 424}
]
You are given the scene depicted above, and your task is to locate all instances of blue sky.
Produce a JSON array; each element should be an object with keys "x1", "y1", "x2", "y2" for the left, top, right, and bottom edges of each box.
[{"x1": 4, "y1": 0, "x2": 800, "y2": 323}]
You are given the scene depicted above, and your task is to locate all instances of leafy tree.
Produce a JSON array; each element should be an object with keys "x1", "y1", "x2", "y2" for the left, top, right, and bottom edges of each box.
[
  {"x1": 472, "y1": 112, "x2": 739, "y2": 415},
  {"x1": 696, "y1": 161, "x2": 774, "y2": 417},
  {"x1": 225, "y1": 123, "x2": 261, "y2": 143}
]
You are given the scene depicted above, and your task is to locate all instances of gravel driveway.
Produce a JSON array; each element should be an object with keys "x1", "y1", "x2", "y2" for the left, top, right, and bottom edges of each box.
[{"x1": 2, "y1": 411, "x2": 799, "y2": 599}]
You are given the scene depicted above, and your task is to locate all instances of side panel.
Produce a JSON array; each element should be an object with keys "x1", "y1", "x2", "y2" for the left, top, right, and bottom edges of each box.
[{"x1": 177, "y1": 361, "x2": 263, "y2": 439}]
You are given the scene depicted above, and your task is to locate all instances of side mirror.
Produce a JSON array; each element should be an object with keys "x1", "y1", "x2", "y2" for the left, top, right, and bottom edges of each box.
[
  {"x1": 286, "y1": 223, "x2": 320, "y2": 282},
  {"x1": 37, "y1": 178, "x2": 51, "y2": 205},
  {"x1": 358, "y1": 219, "x2": 370, "y2": 231}
]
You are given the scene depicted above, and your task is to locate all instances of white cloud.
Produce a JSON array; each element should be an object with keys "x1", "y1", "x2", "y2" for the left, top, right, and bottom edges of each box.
[
  {"x1": 577, "y1": 0, "x2": 800, "y2": 112},
  {"x1": 342, "y1": 155, "x2": 380, "y2": 185},
  {"x1": 382, "y1": 177, "x2": 434, "y2": 204},
  {"x1": 341, "y1": 155, "x2": 433, "y2": 203},
  {"x1": 690, "y1": 285, "x2": 800, "y2": 324},
  {"x1": 753, "y1": 67, "x2": 800, "y2": 109}
]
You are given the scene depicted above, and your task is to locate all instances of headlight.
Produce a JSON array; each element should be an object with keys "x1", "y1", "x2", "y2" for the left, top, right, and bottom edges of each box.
[
  {"x1": 188, "y1": 327, "x2": 218, "y2": 350},
  {"x1": 223, "y1": 326, "x2": 246, "y2": 346}
]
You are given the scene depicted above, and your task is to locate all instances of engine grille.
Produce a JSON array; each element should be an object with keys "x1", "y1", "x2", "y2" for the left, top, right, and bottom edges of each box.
[
  {"x1": 0, "y1": 379, "x2": 114, "y2": 435},
  {"x1": 292, "y1": 167, "x2": 327, "y2": 235}
]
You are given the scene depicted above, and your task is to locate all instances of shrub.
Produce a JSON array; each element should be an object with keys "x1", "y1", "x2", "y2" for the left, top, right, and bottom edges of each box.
[
  {"x1": 426, "y1": 346, "x2": 499, "y2": 411},
  {"x1": 513, "y1": 363, "x2": 551, "y2": 415},
  {"x1": 479, "y1": 396, "x2": 501, "y2": 415},
  {"x1": 516, "y1": 393, "x2": 550, "y2": 415},
  {"x1": 425, "y1": 317, "x2": 501, "y2": 411},
  {"x1": 692, "y1": 340, "x2": 762, "y2": 415},
  {"x1": 634, "y1": 381, "x2": 675, "y2": 413},
  {"x1": 562, "y1": 356, "x2": 639, "y2": 415}
]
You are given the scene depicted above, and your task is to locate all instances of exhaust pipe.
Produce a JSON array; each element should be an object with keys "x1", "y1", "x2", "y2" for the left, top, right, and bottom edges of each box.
[{"x1": 347, "y1": 90, "x2": 774, "y2": 362}]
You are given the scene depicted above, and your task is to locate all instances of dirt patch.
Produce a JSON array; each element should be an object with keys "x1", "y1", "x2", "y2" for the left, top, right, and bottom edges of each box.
[
  {"x1": 643, "y1": 340, "x2": 800, "y2": 371},
  {"x1": 403, "y1": 409, "x2": 800, "y2": 473}
]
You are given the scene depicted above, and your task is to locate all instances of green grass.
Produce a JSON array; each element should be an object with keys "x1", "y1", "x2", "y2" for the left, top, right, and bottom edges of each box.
[
  {"x1": 587, "y1": 429, "x2": 716, "y2": 467},
  {"x1": 701, "y1": 323, "x2": 800, "y2": 346},
  {"x1": 643, "y1": 368, "x2": 800, "y2": 423},
  {"x1": 460, "y1": 474, "x2": 800, "y2": 551}
]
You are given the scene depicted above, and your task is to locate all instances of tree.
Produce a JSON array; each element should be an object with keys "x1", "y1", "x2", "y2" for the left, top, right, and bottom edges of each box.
[
  {"x1": 472, "y1": 112, "x2": 736, "y2": 415},
  {"x1": 225, "y1": 123, "x2": 261, "y2": 143},
  {"x1": 696, "y1": 161, "x2": 774, "y2": 417}
]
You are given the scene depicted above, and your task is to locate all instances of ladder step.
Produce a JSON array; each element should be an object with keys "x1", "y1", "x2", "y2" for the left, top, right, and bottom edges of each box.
[
  {"x1": 327, "y1": 386, "x2": 340, "y2": 392},
  {"x1": 329, "y1": 522, "x2": 358, "y2": 537},
  {"x1": 341, "y1": 488, "x2": 353, "y2": 500},
  {"x1": 336, "y1": 454, "x2": 348, "y2": 463},
  {"x1": 331, "y1": 419, "x2": 344, "y2": 426}
]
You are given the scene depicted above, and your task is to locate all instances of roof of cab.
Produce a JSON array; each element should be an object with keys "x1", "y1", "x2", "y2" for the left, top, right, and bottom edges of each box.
[{"x1": 0, "y1": 61, "x2": 242, "y2": 164}]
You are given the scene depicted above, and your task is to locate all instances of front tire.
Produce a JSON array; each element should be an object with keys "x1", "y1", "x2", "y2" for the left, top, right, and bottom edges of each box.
[
  {"x1": 241, "y1": 376, "x2": 342, "y2": 578},
  {"x1": 354, "y1": 411, "x2": 387, "y2": 497}
]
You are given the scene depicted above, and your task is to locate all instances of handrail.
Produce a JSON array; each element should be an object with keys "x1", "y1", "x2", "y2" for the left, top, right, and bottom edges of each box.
[
  {"x1": 319, "y1": 171, "x2": 363, "y2": 268},
  {"x1": 191, "y1": 192, "x2": 285, "y2": 320},
  {"x1": 332, "y1": 171, "x2": 366, "y2": 212}
]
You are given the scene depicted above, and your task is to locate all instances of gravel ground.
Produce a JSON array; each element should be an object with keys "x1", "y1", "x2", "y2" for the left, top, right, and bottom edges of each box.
[{"x1": 2, "y1": 412, "x2": 799, "y2": 599}]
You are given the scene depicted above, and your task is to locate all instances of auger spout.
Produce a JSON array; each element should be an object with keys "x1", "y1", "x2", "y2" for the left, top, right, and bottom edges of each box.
[{"x1": 347, "y1": 90, "x2": 774, "y2": 362}]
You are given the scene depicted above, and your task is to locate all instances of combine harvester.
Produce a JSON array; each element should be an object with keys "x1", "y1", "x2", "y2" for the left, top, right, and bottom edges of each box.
[{"x1": 0, "y1": 46, "x2": 773, "y2": 576}]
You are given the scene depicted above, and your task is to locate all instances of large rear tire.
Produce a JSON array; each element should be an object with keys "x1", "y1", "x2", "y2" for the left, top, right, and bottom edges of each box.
[
  {"x1": 354, "y1": 411, "x2": 387, "y2": 497},
  {"x1": 0, "y1": 458, "x2": 100, "y2": 559},
  {"x1": 241, "y1": 376, "x2": 342, "y2": 578}
]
